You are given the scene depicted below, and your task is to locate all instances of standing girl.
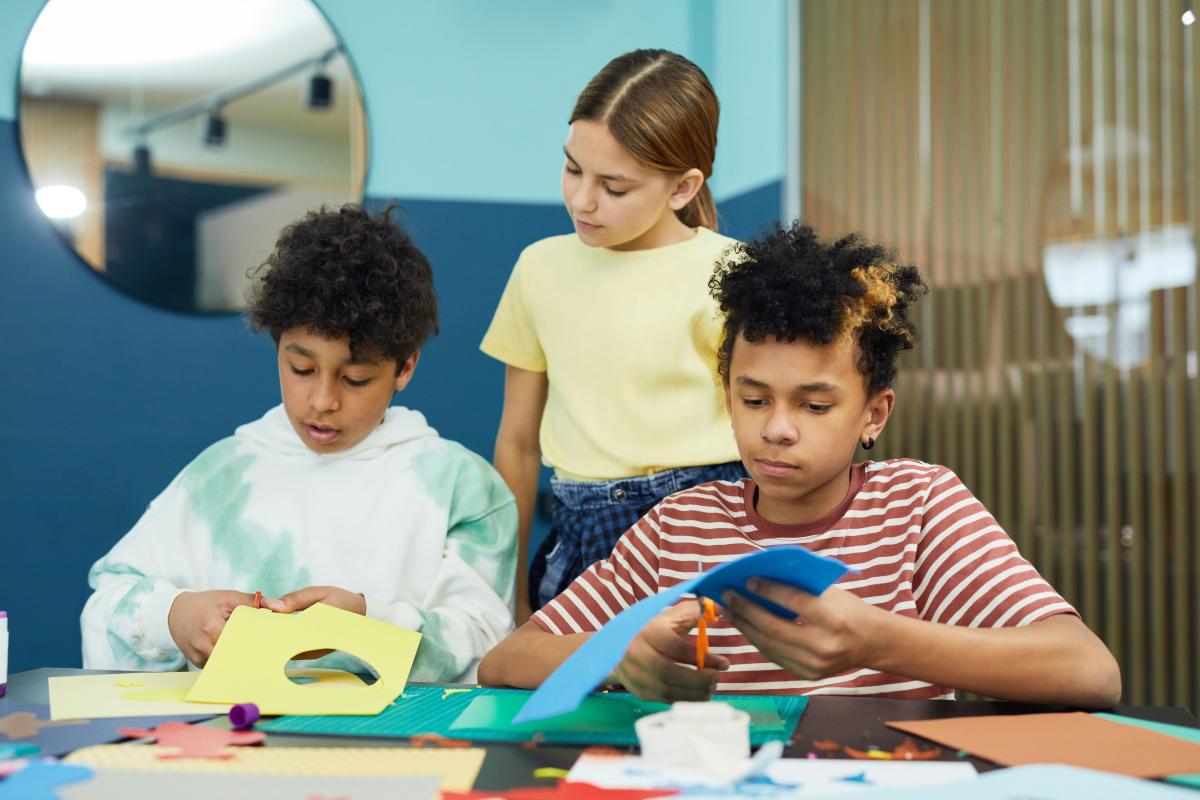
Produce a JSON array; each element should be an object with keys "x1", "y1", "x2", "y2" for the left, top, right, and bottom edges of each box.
[{"x1": 482, "y1": 49, "x2": 743, "y2": 623}]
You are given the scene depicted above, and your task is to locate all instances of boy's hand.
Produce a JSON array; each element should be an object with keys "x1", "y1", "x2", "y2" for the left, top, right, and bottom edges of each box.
[
  {"x1": 167, "y1": 590, "x2": 256, "y2": 666},
  {"x1": 263, "y1": 585, "x2": 366, "y2": 616},
  {"x1": 612, "y1": 602, "x2": 729, "y2": 703},
  {"x1": 722, "y1": 579, "x2": 882, "y2": 681}
]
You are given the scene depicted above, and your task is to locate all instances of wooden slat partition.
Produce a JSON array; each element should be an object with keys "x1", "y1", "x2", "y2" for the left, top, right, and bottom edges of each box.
[{"x1": 801, "y1": 0, "x2": 1198, "y2": 709}]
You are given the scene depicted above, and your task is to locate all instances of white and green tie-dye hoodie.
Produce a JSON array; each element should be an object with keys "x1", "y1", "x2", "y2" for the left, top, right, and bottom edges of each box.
[{"x1": 81, "y1": 404, "x2": 518, "y2": 682}]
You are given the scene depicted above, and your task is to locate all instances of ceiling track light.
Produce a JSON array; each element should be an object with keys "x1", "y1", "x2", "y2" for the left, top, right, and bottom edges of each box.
[
  {"x1": 308, "y1": 71, "x2": 333, "y2": 109},
  {"x1": 204, "y1": 110, "x2": 227, "y2": 147},
  {"x1": 1185, "y1": 0, "x2": 1196, "y2": 26},
  {"x1": 132, "y1": 141, "x2": 152, "y2": 177}
]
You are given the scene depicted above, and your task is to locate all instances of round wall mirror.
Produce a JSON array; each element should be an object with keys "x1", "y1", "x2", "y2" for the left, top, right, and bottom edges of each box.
[{"x1": 19, "y1": 0, "x2": 368, "y2": 312}]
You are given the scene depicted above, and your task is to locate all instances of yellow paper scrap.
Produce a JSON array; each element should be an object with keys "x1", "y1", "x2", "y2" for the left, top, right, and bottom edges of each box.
[
  {"x1": 65, "y1": 745, "x2": 485, "y2": 790},
  {"x1": 49, "y1": 669, "x2": 371, "y2": 721},
  {"x1": 186, "y1": 603, "x2": 421, "y2": 715},
  {"x1": 49, "y1": 672, "x2": 224, "y2": 721}
]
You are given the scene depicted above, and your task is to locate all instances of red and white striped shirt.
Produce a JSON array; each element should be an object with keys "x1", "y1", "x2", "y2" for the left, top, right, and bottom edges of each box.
[{"x1": 532, "y1": 459, "x2": 1077, "y2": 699}]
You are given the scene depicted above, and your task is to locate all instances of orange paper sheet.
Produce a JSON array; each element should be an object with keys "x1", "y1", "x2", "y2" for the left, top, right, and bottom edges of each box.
[{"x1": 886, "y1": 712, "x2": 1200, "y2": 778}]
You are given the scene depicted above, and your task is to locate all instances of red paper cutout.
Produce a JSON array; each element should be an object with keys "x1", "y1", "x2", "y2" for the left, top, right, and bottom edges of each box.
[
  {"x1": 442, "y1": 783, "x2": 677, "y2": 800},
  {"x1": 891, "y1": 737, "x2": 943, "y2": 760},
  {"x1": 408, "y1": 733, "x2": 473, "y2": 748},
  {"x1": 842, "y1": 737, "x2": 942, "y2": 761},
  {"x1": 117, "y1": 721, "x2": 265, "y2": 759}
]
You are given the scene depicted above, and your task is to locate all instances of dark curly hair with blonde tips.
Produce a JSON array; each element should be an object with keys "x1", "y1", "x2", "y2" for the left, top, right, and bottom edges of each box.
[
  {"x1": 710, "y1": 221, "x2": 926, "y2": 394},
  {"x1": 248, "y1": 204, "x2": 438, "y2": 369}
]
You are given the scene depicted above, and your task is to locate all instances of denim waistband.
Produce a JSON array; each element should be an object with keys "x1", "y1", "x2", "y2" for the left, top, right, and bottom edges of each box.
[{"x1": 550, "y1": 461, "x2": 744, "y2": 508}]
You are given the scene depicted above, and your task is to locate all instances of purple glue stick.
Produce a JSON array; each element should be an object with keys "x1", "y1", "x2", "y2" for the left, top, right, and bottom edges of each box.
[{"x1": 229, "y1": 702, "x2": 260, "y2": 730}]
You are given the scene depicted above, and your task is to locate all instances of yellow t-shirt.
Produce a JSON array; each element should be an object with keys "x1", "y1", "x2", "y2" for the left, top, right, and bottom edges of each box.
[{"x1": 480, "y1": 227, "x2": 741, "y2": 481}]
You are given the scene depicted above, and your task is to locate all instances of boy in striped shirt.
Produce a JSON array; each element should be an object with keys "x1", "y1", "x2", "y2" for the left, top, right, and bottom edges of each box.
[{"x1": 479, "y1": 222, "x2": 1120, "y2": 706}]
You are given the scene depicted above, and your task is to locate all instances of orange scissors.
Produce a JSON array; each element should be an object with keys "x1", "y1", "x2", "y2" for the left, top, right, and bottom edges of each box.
[{"x1": 695, "y1": 596, "x2": 719, "y2": 669}]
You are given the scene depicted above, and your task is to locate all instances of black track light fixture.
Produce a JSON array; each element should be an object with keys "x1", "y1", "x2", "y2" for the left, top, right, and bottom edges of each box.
[
  {"x1": 204, "y1": 110, "x2": 227, "y2": 147},
  {"x1": 308, "y1": 71, "x2": 333, "y2": 109},
  {"x1": 132, "y1": 141, "x2": 152, "y2": 177}
]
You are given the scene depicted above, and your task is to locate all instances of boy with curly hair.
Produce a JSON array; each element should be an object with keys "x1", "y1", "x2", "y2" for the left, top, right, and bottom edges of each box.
[
  {"x1": 480, "y1": 222, "x2": 1120, "y2": 706},
  {"x1": 82, "y1": 205, "x2": 517, "y2": 681}
]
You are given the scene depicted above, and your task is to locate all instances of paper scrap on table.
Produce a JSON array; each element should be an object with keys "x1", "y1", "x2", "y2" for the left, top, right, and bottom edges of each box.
[
  {"x1": 64, "y1": 744, "x2": 485, "y2": 790},
  {"x1": 49, "y1": 668, "x2": 368, "y2": 720},
  {"x1": 0, "y1": 702, "x2": 206, "y2": 758},
  {"x1": 567, "y1": 753, "x2": 977, "y2": 797},
  {"x1": 886, "y1": 712, "x2": 1200, "y2": 778},
  {"x1": 117, "y1": 721, "x2": 264, "y2": 759},
  {"x1": 186, "y1": 603, "x2": 420, "y2": 715},
  {"x1": 513, "y1": 546, "x2": 850, "y2": 724},
  {"x1": 53, "y1": 769, "x2": 442, "y2": 800},
  {"x1": 829, "y1": 763, "x2": 1197, "y2": 799},
  {"x1": 0, "y1": 762, "x2": 93, "y2": 800}
]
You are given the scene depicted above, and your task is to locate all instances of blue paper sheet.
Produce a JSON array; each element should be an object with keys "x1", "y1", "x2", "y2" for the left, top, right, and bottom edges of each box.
[
  {"x1": 512, "y1": 545, "x2": 849, "y2": 724},
  {"x1": 0, "y1": 702, "x2": 212, "y2": 757}
]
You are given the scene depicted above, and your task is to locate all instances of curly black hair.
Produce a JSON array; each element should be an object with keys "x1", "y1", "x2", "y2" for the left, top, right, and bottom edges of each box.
[
  {"x1": 710, "y1": 221, "x2": 926, "y2": 394},
  {"x1": 248, "y1": 204, "x2": 438, "y2": 369}
]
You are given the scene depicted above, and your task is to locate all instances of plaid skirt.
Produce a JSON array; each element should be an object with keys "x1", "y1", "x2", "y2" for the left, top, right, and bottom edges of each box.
[{"x1": 529, "y1": 460, "x2": 747, "y2": 610}]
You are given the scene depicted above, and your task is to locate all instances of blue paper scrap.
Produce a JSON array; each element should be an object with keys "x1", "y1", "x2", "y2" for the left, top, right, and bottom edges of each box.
[
  {"x1": 513, "y1": 545, "x2": 850, "y2": 724},
  {"x1": 845, "y1": 764, "x2": 1196, "y2": 800},
  {"x1": 0, "y1": 762, "x2": 93, "y2": 800}
]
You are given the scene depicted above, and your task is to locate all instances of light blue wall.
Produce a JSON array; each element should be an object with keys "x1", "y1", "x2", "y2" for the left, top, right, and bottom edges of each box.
[
  {"x1": 318, "y1": 0, "x2": 787, "y2": 203},
  {"x1": 0, "y1": 0, "x2": 787, "y2": 671}
]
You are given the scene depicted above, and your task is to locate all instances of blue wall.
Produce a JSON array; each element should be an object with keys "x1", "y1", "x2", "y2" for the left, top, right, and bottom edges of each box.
[{"x1": 0, "y1": 0, "x2": 786, "y2": 671}]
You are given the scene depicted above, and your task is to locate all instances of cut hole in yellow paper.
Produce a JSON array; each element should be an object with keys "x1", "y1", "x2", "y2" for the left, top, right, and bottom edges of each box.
[{"x1": 285, "y1": 651, "x2": 379, "y2": 686}]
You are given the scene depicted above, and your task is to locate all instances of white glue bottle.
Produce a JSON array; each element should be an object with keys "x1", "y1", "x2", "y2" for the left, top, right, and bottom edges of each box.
[{"x1": 0, "y1": 611, "x2": 7, "y2": 697}]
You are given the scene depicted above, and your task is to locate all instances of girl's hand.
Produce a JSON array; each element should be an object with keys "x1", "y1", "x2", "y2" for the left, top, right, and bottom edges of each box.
[
  {"x1": 613, "y1": 602, "x2": 729, "y2": 702},
  {"x1": 167, "y1": 590, "x2": 257, "y2": 666},
  {"x1": 263, "y1": 585, "x2": 366, "y2": 616},
  {"x1": 722, "y1": 580, "x2": 883, "y2": 681}
]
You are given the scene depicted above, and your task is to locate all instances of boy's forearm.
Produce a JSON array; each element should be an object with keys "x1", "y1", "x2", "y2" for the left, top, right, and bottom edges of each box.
[
  {"x1": 868, "y1": 611, "x2": 1121, "y2": 707},
  {"x1": 478, "y1": 622, "x2": 591, "y2": 688}
]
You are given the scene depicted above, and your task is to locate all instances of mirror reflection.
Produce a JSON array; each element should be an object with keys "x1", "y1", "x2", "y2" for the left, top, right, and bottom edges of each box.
[{"x1": 19, "y1": 0, "x2": 367, "y2": 312}]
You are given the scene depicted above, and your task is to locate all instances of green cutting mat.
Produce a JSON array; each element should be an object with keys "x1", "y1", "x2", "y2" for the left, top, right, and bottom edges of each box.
[{"x1": 258, "y1": 685, "x2": 808, "y2": 746}]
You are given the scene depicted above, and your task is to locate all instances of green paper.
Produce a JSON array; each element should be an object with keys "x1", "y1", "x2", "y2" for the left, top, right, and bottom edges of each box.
[
  {"x1": 259, "y1": 685, "x2": 806, "y2": 747},
  {"x1": 449, "y1": 693, "x2": 786, "y2": 735},
  {"x1": 1096, "y1": 712, "x2": 1200, "y2": 788}
]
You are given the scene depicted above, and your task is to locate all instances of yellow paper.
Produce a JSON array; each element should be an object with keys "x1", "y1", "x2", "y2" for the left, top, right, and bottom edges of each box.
[
  {"x1": 49, "y1": 672, "x2": 222, "y2": 721},
  {"x1": 186, "y1": 603, "x2": 421, "y2": 715},
  {"x1": 49, "y1": 669, "x2": 372, "y2": 721},
  {"x1": 65, "y1": 745, "x2": 485, "y2": 790}
]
